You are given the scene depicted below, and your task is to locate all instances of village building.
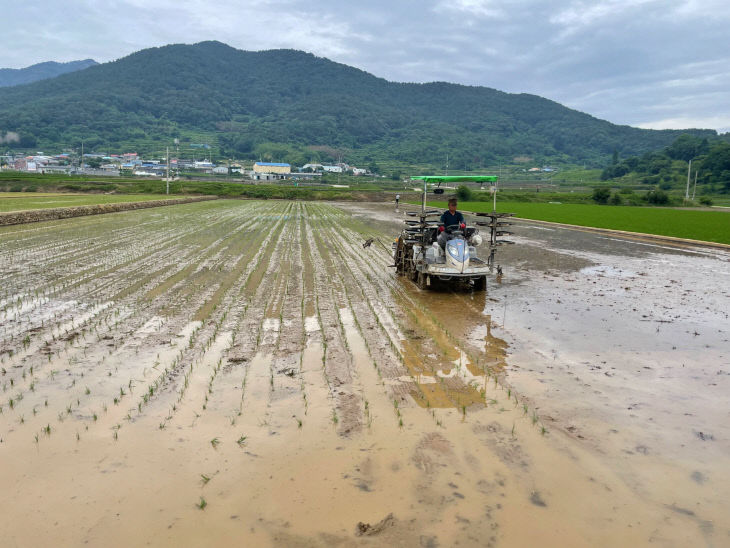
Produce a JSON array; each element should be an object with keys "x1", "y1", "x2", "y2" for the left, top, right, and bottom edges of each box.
[{"x1": 253, "y1": 162, "x2": 291, "y2": 174}]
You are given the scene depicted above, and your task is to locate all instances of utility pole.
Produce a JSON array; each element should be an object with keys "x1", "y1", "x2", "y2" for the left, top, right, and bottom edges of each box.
[
  {"x1": 685, "y1": 159, "x2": 693, "y2": 201},
  {"x1": 493, "y1": 177, "x2": 498, "y2": 212},
  {"x1": 166, "y1": 147, "x2": 170, "y2": 195}
]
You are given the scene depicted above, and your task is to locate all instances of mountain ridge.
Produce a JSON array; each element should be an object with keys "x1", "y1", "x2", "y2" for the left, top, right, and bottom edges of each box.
[
  {"x1": 0, "y1": 41, "x2": 716, "y2": 167},
  {"x1": 0, "y1": 59, "x2": 98, "y2": 87}
]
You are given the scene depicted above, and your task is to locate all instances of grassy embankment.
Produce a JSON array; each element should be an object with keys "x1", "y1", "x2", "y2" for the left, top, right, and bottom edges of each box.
[
  {"x1": 0, "y1": 172, "x2": 382, "y2": 201},
  {"x1": 0, "y1": 193, "x2": 174, "y2": 212},
  {"x1": 427, "y1": 200, "x2": 730, "y2": 245}
]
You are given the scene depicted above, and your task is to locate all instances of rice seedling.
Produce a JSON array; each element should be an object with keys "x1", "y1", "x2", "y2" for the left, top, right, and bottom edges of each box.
[
  {"x1": 237, "y1": 435, "x2": 247, "y2": 446},
  {"x1": 210, "y1": 437, "x2": 220, "y2": 448},
  {"x1": 200, "y1": 474, "x2": 211, "y2": 485},
  {"x1": 196, "y1": 497, "x2": 207, "y2": 510}
]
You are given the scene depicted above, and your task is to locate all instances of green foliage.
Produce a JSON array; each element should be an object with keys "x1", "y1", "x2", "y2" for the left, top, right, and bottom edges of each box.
[
  {"x1": 645, "y1": 189, "x2": 670, "y2": 205},
  {"x1": 601, "y1": 135, "x2": 730, "y2": 195},
  {"x1": 608, "y1": 192, "x2": 623, "y2": 205},
  {"x1": 592, "y1": 187, "x2": 611, "y2": 204},
  {"x1": 701, "y1": 142, "x2": 730, "y2": 192},
  {"x1": 456, "y1": 185, "x2": 473, "y2": 201},
  {"x1": 665, "y1": 134, "x2": 710, "y2": 162},
  {"x1": 0, "y1": 42, "x2": 718, "y2": 169}
]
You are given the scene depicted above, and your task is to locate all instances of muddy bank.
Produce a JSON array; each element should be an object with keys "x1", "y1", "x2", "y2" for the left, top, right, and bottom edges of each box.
[
  {"x1": 1, "y1": 200, "x2": 728, "y2": 547},
  {"x1": 0, "y1": 195, "x2": 217, "y2": 226},
  {"x1": 340, "y1": 201, "x2": 730, "y2": 545}
]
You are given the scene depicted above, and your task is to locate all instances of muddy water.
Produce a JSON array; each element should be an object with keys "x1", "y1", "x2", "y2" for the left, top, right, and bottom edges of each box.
[{"x1": 1, "y1": 200, "x2": 728, "y2": 547}]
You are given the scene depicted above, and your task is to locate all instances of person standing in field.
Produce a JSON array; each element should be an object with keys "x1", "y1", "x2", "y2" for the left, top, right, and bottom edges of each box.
[{"x1": 395, "y1": 194, "x2": 400, "y2": 210}]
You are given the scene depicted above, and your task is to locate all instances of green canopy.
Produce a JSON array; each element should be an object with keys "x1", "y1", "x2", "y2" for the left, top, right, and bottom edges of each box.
[{"x1": 411, "y1": 175, "x2": 498, "y2": 183}]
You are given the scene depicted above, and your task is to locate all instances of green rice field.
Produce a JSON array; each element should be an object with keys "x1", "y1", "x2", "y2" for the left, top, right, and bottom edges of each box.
[
  {"x1": 0, "y1": 193, "x2": 174, "y2": 212},
  {"x1": 427, "y1": 200, "x2": 730, "y2": 245}
]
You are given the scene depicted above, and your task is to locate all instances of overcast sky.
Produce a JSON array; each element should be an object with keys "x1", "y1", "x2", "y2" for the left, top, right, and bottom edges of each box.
[{"x1": 3, "y1": 0, "x2": 729, "y2": 133}]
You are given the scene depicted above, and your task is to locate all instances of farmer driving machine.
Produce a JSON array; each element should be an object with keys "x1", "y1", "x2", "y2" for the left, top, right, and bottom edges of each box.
[{"x1": 393, "y1": 175, "x2": 514, "y2": 290}]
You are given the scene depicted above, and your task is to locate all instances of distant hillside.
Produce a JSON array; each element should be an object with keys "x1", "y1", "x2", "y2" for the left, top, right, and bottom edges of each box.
[
  {"x1": 0, "y1": 42, "x2": 717, "y2": 168},
  {"x1": 600, "y1": 134, "x2": 730, "y2": 197},
  {"x1": 0, "y1": 59, "x2": 97, "y2": 87}
]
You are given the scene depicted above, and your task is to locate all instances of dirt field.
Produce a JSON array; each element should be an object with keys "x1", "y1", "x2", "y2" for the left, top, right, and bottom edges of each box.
[{"x1": 1, "y1": 200, "x2": 728, "y2": 547}]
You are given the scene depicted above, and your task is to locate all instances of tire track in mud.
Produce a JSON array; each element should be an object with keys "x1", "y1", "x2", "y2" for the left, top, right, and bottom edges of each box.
[
  {"x1": 311, "y1": 205, "x2": 485, "y2": 415},
  {"x1": 307, "y1": 208, "x2": 407, "y2": 432},
  {"x1": 139, "y1": 204, "x2": 293, "y2": 432},
  {"x1": 175, "y1": 205, "x2": 296, "y2": 435},
  {"x1": 331, "y1": 208, "x2": 539, "y2": 429},
  {"x1": 305, "y1": 204, "x2": 365, "y2": 435}
]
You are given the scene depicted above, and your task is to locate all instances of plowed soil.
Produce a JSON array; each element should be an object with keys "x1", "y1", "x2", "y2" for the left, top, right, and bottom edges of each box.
[{"x1": 1, "y1": 199, "x2": 728, "y2": 547}]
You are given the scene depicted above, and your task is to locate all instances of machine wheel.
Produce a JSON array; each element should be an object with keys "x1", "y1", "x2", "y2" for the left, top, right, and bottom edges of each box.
[
  {"x1": 473, "y1": 275, "x2": 487, "y2": 291},
  {"x1": 417, "y1": 271, "x2": 428, "y2": 290},
  {"x1": 394, "y1": 238, "x2": 405, "y2": 276}
]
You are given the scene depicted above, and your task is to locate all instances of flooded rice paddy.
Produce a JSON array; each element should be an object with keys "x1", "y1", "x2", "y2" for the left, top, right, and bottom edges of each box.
[{"x1": 1, "y1": 199, "x2": 728, "y2": 547}]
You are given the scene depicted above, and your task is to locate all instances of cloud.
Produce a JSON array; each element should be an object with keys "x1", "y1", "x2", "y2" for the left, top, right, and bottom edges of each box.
[
  {"x1": 0, "y1": 0, "x2": 728, "y2": 132},
  {"x1": 638, "y1": 115, "x2": 730, "y2": 132},
  {"x1": 433, "y1": 0, "x2": 505, "y2": 19}
]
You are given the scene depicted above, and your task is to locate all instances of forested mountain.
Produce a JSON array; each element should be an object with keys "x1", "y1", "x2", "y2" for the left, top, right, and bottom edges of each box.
[
  {"x1": 601, "y1": 134, "x2": 730, "y2": 195},
  {"x1": 0, "y1": 59, "x2": 97, "y2": 87},
  {"x1": 0, "y1": 41, "x2": 718, "y2": 168}
]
